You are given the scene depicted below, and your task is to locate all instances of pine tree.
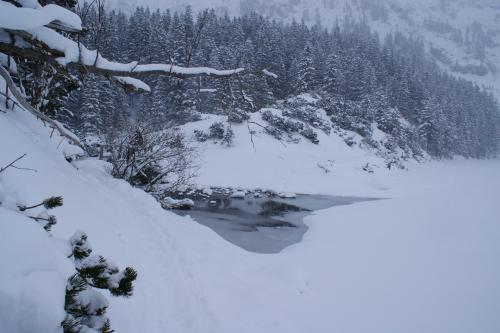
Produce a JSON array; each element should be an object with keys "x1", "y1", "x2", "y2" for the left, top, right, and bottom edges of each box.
[
  {"x1": 18, "y1": 195, "x2": 63, "y2": 232},
  {"x1": 418, "y1": 96, "x2": 447, "y2": 157},
  {"x1": 62, "y1": 231, "x2": 137, "y2": 333},
  {"x1": 294, "y1": 42, "x2": 316, "y2": 93},
  {"x1": 324, "y1": 51, "x2": 343, "y2": 95},
  {"x1": 238, "y1": 39, "x2": 273, "y2": 111}
]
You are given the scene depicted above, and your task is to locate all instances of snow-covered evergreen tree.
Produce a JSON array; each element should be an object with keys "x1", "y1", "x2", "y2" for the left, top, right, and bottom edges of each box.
[{"x1": 62, "y1": 231, "x2": 137, "y2": 333}]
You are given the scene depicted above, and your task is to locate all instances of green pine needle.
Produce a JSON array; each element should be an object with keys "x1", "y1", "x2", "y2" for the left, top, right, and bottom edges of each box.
[
  {"x1": 110, "y1": 267, "x2": 138, "y2": 297},
  {"x1": 43, "y1": 215, "x2": 58, "y2": 231},
  {"x1": 61, "y1": 315, "x2": 81, "y2": 333},
  {"x1": 43, "y1": 196, "x2": 63, "y2": 209},
  {"x1": 100, "y1": 319, "x2": 114, "y2": 333}
]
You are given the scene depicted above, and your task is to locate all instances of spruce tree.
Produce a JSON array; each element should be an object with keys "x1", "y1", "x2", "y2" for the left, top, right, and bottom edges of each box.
[{"x1": 295, "y1": 42, "x2": 316, "y2": 93}]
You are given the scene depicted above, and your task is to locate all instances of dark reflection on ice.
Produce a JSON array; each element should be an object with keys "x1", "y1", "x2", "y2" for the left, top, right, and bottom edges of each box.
[{"x1": 174, "y1": 193, "x2": 375, "y2": 254}]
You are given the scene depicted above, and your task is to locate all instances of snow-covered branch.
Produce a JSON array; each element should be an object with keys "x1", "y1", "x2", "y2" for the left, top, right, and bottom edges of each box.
[
  {"x1": 0, "y1": 1, "x2": 244, "y2": 93},
  {"x1": 262, "y1": 69, "x2": 278, "y2": 79}
]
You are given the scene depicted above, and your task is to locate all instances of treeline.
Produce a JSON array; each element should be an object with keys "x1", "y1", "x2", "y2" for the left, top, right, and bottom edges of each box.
[{"x1": 64, "y1": 4, "x2": 500, "y2": 158}]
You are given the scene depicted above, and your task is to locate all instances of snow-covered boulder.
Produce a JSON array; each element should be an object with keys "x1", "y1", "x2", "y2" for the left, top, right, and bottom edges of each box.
[
  {"x1": 202, "y1": 188, "x2": 213, "y2": 196},
  {"x1": 230, "y1": 191, "x2": 246, "y2": 199},
  {"x1": 278, "y1": 192, "x2": 297, "y2": 199},
  {"x1": 161, "y1": 197, "x2": 194, "y2": 210}
]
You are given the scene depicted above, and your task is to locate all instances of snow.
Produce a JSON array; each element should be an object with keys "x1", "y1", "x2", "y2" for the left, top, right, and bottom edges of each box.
[
  {"x1": 184, "y1": 113, "x2": 395, "y2": 196},
  {"x1": 262, "y1": 69, "x2": 278, "y2": 78},
  {"x1": 76, "y1": 288, "x2": 109, "y2": 315},
  {"x1": 230, "y1": 190, "x2": 246, "y2": 199},
  {"x1": 295, "y1": 93, "x2": 320, "y2": 104},
  {"x1": 202, "y1": 188, "x2": 213, "y2": 195},
  {"x1": 0, "y1": 53, "x2": 17, "y2": 73},
  {"x1": 278, "y1": 192, "x2": 297, "y2": 199},
  {"x1": 1, "y1": 85, "x2": 500, "y2": 333},
  {"x1": 113, "y1": 76, "x2": 151, "y2": 92},
  {"x1": 161, "y1": 197, "x2": 195, "y2": 209},
  {"x1": 17, "y1": 0, "x2": 42, "y2": 9},
  {"x1": 285, "y1": 160, "x2": 500, "y2": 333},
  {"x1": 0, "y1": 208, "x2": 72, "y2": 332},
  {"x1": 134, "y1": 64, "x2": 244, "y2": 76},
  {"x1": 0, "y1": 1, "x2": 82, "y2": 31}
]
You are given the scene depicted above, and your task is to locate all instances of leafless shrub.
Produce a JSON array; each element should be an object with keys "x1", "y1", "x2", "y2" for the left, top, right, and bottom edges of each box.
[{"x1": 108, "y1": 123, "x2": 197, "y2": 192}]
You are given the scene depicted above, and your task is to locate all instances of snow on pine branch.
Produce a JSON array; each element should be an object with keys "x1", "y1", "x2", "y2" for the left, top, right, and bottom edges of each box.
[
  {"x1": 262, "y1": 69, "x2": 278, "y2": 79},
  {"x1": 113, "y1": 76, "x2": 151, "y2": 93}
]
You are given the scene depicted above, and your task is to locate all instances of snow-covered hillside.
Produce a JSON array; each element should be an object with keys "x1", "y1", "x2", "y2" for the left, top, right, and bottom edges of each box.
[
  {"x1": 181, "y1": 105, "x2": 412, "y2": 196},
  {"x1": 2, "y1": 91, "x2": 500, "y2": 332},
  {"x1": 107, "y1": 0, "x2": 500, "y2": 98}
]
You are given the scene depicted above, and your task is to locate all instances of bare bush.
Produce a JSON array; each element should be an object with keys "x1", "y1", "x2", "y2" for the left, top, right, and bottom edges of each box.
[{"x1": 108, "y1": 123, "x2": 197, "y2": 192}]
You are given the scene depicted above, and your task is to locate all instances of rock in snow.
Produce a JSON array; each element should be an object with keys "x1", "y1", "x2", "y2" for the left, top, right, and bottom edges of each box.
[
  {"x1": 230, "y1": 191, "x2": 246, "y2": 199},
  {"x1": 160, "y1": 197, "x2": 195, "y2": 210},
  {"x1": 278, "y1": 192, "x2": 297, "y2": 199}
]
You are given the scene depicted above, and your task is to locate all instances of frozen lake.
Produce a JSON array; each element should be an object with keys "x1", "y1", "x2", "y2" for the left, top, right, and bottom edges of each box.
[{"x1": 174, "y1": 193, "x2": 375, "y2": 253}]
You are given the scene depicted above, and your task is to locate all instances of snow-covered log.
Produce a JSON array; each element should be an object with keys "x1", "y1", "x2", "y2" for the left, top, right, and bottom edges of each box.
[{"x1": 0, "y1": 28, "x2": 243, "y2": 92}]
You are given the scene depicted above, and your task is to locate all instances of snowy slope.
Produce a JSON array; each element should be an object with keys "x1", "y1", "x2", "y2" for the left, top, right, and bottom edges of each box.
[
  {"x1": 2, "y1": 86, "x2": 500, "y2": 333},
  {"x1": 106, "y1": 0, "x2": 500, "y2": 98},
  {"x1": 182, "y1": 111, "x2": 404, "y2": 196}
]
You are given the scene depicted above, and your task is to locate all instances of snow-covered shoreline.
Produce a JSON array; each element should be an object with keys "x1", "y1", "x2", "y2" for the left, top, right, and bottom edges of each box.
[{"x1": 181, "y1": 112, "x2": 417, "y2": 198}]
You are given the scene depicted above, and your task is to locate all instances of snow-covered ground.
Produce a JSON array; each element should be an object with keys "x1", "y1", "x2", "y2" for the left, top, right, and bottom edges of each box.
[
  {"x1": 1, "y1": 103, "x2": 500, "y2": 332},
  {"x1": 183, "y1": 112, "x2": 413, "y2": 197}
]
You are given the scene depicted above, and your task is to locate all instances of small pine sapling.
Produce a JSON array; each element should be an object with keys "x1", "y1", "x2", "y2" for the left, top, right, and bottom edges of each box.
[
  {"x1": 18, "y1": 196, "x2": 63, "y2": 211},
  {"x1": 194, "y1": 129, "x2": 209, "y2": 142},
  {"x1": 222, "y1": 127, "x2": 234, "y2": 146},
  {"x1": 18, "y1": 196, "x2": 63, "y2": 232},
  {"x1": 29, "y1": 211, "x2": 58, "y2": 232},
  {"x1": 62, "y1": 231, "x2": 138, "y2": 333},
  {"x1": 209, "y1": 121, "x2": 226, "y2": 140}
]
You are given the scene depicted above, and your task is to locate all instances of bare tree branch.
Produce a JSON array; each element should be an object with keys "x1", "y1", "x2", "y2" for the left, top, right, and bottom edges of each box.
[
  {"x1": 0, "y1": 153, "x2": 26, "y2": 173},
  {"x1": 0, "y1": 153, "x2": 38, "y2": 173}
]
